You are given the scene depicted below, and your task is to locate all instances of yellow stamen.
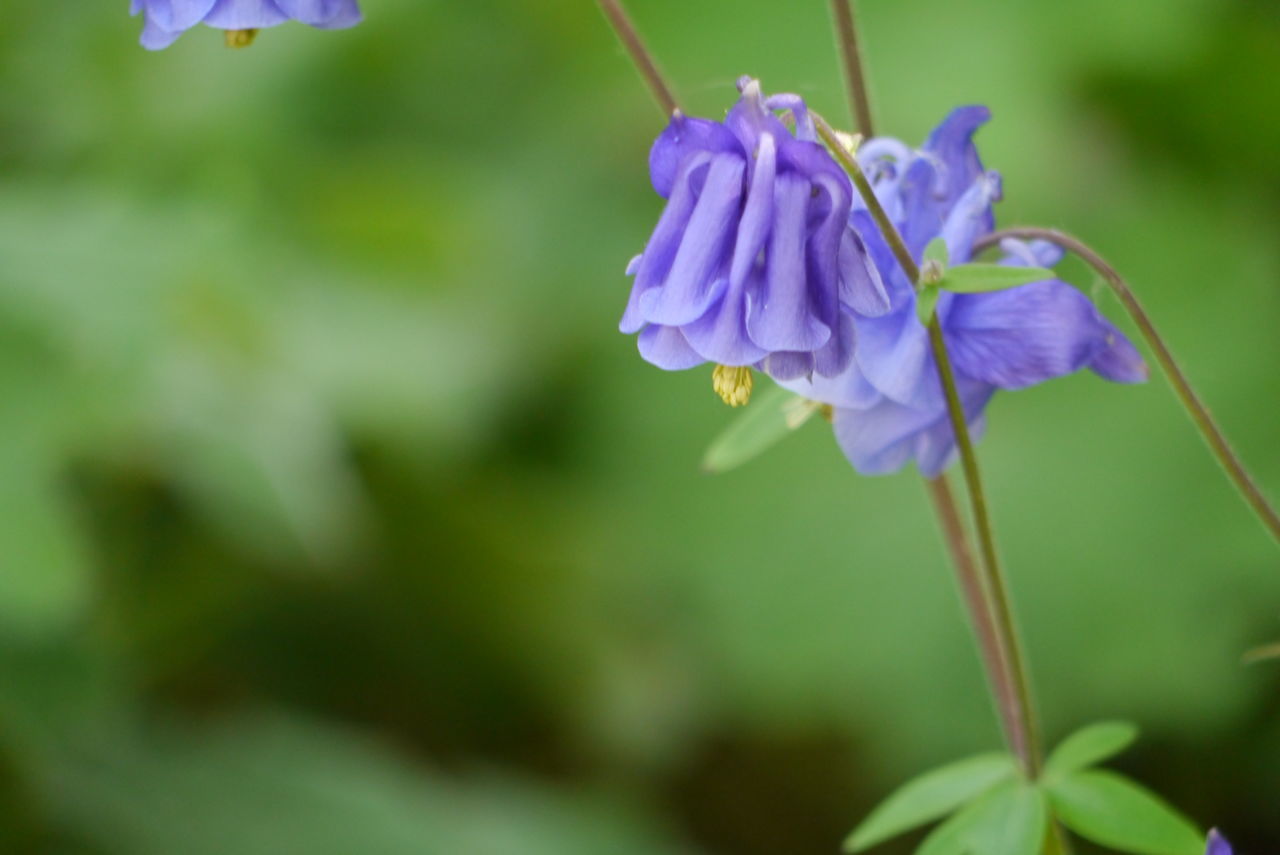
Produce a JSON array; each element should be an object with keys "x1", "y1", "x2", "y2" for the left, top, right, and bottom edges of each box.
[
  {"x1": 712, "y1": 364, "x2": 753, "y2": 407},
  {"x1": 224, "y1": 28, "x2": 259, "y2": 49}
]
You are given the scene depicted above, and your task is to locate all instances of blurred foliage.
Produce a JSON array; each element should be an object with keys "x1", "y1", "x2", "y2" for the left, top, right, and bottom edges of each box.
[{"x1": 0, "y1": 0, "x2": 1277, "y2": 852}]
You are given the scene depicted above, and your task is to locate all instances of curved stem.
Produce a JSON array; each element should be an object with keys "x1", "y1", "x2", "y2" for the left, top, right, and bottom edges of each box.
[
  {"x1": 976, "y1": 227, "x2": 1280, "y2": 547},
  {"x1": 813, "y1": 112, "x2": 1042, "y2": 778},
  {"x1": 596, "y1": 0, "x2": 680, "y2": 118},
  {"x1": 827, "y1": 0, "x2": 875, "y2": 136}
]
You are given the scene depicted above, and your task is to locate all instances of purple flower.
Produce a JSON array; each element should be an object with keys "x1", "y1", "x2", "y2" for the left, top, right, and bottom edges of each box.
[
  {"x1": 785, "y1": 106, "x2": 1147, "y2": 476},
  {"x1": 130, "y1": 0, "x2": 361, "y2": 50},
  {"x1": 621, "y1": 78, "x2": 889, "y2": 405},
  {"x1": 1207, "y1": 829, "x2": 1233, "y2": 855}
]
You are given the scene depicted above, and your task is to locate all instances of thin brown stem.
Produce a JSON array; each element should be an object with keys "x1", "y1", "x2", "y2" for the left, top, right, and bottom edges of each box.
[
  {"x1": 926, "y1": 478, "x2": 1069, "y2": 855},
  {"x1": 596, "y1": 0, "x2": 680, "y2": 118},
  {"x1": 976, "y1": 227, "x2": 1280, "y2": 548},
  {"x1": 924, "y1": 476, "x2": 1021, "y2": 754},
  {"x1": 813, "y1": 111, "x2": 1043, "y2": 778},
  {"x1": 925, "y1": 317, "x2": 1040, "y2": 776},
  {"x1": 828, "y1": 0, "x2": 875, "y2": 136}
]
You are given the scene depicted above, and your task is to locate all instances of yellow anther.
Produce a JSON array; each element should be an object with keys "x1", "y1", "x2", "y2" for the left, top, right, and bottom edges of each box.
[
  {"x1": 712, "y1": 364, "x2": 753, "y2": 407},
  {"x1": 224, "y1": 28, "x2": 259, "y2": 48}
]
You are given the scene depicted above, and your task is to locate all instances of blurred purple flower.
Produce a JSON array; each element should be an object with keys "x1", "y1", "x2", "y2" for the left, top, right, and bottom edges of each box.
[
  {"x1": 130, "y1": 0, "x2": 361, "y2": 50},
  {"x1": 786, "y1": 106, "x2": 1147, "y2": 476},
  {"x1": 1207, "y1": 829, "x2": 1233, "y2": 855},
  {"x1": 621, "y1": 78, "x2": 889, "y2": 404}
]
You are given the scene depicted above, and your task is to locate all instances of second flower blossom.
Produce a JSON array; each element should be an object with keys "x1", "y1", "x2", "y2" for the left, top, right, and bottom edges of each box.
[{"x1": 786, "y1": 106, "x2": 1148, "y2": 476}]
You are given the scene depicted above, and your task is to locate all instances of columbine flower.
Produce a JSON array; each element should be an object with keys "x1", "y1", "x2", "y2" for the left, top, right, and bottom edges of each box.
[
  {"x1": 785, "y1": 106, "x2": 1147, "y2": 475},
  {"x1": 620, "y1": 77, "x2": 890, "y2": 406},
  {"x1": 130, "y1": 0, "x2": 361, "y2": 50},
  {"x1": 1207, "y1": 829, "x2": 1233, "y2": 855}
]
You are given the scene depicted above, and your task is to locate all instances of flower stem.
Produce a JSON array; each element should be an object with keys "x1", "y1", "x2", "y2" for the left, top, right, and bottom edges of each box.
[
  {"x1": 925, "y1": 480, "x2": 1073, "y2": 855},
  {"x1": 924, "y1": 476, "x2": 1022, "y2": 756},
  {"x1": 596, "y1": 0, "x2": 681, "y2": 118},
  {"x1": 814, "y1": 112, "x2": 1042, "y2": 779},
  {"x1": 827, "y1": 0, "x2": 875, "y2": 136},
  {"x1": 977, "y1": 227, "x2": 1280, "y2": 548},
  {"x1": 924, "y1": 316, "x2": 1041, "y2": 778}
]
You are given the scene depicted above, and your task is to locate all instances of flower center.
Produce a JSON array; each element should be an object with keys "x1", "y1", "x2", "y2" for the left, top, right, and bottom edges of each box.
[
  {"x1": 224, "y1": 29, "x2": 259, "y2": 49},
  {"x1": 712, "y1": 364, "x2": 753, "y2": 407}
]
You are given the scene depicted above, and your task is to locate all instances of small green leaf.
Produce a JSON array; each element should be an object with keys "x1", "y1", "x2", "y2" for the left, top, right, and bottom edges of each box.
[
  {"x1": 968, "y1": 783, "x2": 1047, "y2": 855},
  {"x1": 1045, "y1": 721, "x2": 1139, "y2": 777},
  {"x1": 701, "y1": 383, "x2": 819, "y2": 474},
  {"x1": 938, "y1": 264, "x2": 1056, "y2": 293},
  {"x1": 845, "y1": 753, "x2": 1016, "y2": 852},
  {"x1": 1046, "y1": 770, "x2": 1203, "y2": 855},
  {"x1": 914, "y1": 780, "x2": 1045, "y2": 855},
  {"x1": 914, "y1": 787, "x2": 998, "y2": 855},
  {"x1": 913, "y1": 803, "x2": 975, "y2": 855},
  {"x1": 916, "y1": 283, "x2": 941, "y2": 325},
  {"x1": 923, "y1": 237, "x2": 950, "y2": 268}
]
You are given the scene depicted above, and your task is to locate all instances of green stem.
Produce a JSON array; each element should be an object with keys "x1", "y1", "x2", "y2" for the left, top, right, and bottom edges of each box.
[
  {"x1": 925, "y1": 317, "x2": 1042, "y2": 778},
  {"x1": 827, "y1": 0, "x2": 875, "y2": 136},
  {"x1": 596, "y1": 0, "x2": 681, "y2": 118},
  {"x1": 976, "y1": 227, "x2": 1280, "y2": 548},
  {"x1": 814, "y1": 112, "x2": 1043, "y2": 779}
]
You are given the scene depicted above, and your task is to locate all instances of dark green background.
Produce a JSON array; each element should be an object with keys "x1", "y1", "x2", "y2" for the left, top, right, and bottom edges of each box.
[{"x1": 0, "y1": 1, "x2": 1276, "y2": 852}]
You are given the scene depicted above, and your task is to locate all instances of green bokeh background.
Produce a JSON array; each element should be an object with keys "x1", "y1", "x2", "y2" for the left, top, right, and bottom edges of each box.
[{"x1": 0, "y1": 1, "x2": 1277, "y2": 852}]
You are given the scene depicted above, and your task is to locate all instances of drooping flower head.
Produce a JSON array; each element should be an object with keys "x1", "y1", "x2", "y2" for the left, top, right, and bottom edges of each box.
[
  {"x1": 786, "y1": 106, "x2": 1147, "y2": 476},
  {"x1": 620, "y1": 77, "x2": 890, "y2": 405},
  {"x1": 1207, "y1": 829, "x2": 1233, "y2": 855},
  {"x1": 130, "y1": 0, "x2": 361, "y2": 50}
]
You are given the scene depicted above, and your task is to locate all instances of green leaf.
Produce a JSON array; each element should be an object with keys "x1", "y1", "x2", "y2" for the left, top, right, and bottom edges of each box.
[
  {"x1": 914, "y1": 799, "x2": 978, "y2": 855},
  {"x1": 701, "y1": 383, "x2": 819, "y2": 474},
  {"x1": 914, "y1": 781, "x2": 1045, "y2": 855},
  {"x1": 916, "y1": 283, "x2": 942, "y2": 325},
  {"x1": 845, "y1": 753, "x2": 1016, "y2": 852},
  {"x1": 914, "y1": 788, "x2": 998, "y2": 855},
  {"x1": 923, "y1": 237, "x2": 950, "y2": 268},
  {"x1": 1046, "y1": 770, "x2": 1203, "y2": 855},
  {"x1": 938, "y1": 264, "x2": 1056, "y2": 293},
  {"x1": 969, "y1": 785, "x2": 1047, "y2": 855},
  {"x1": 1045, "y1": 721, "x2": 1139, "y2": 777}
]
